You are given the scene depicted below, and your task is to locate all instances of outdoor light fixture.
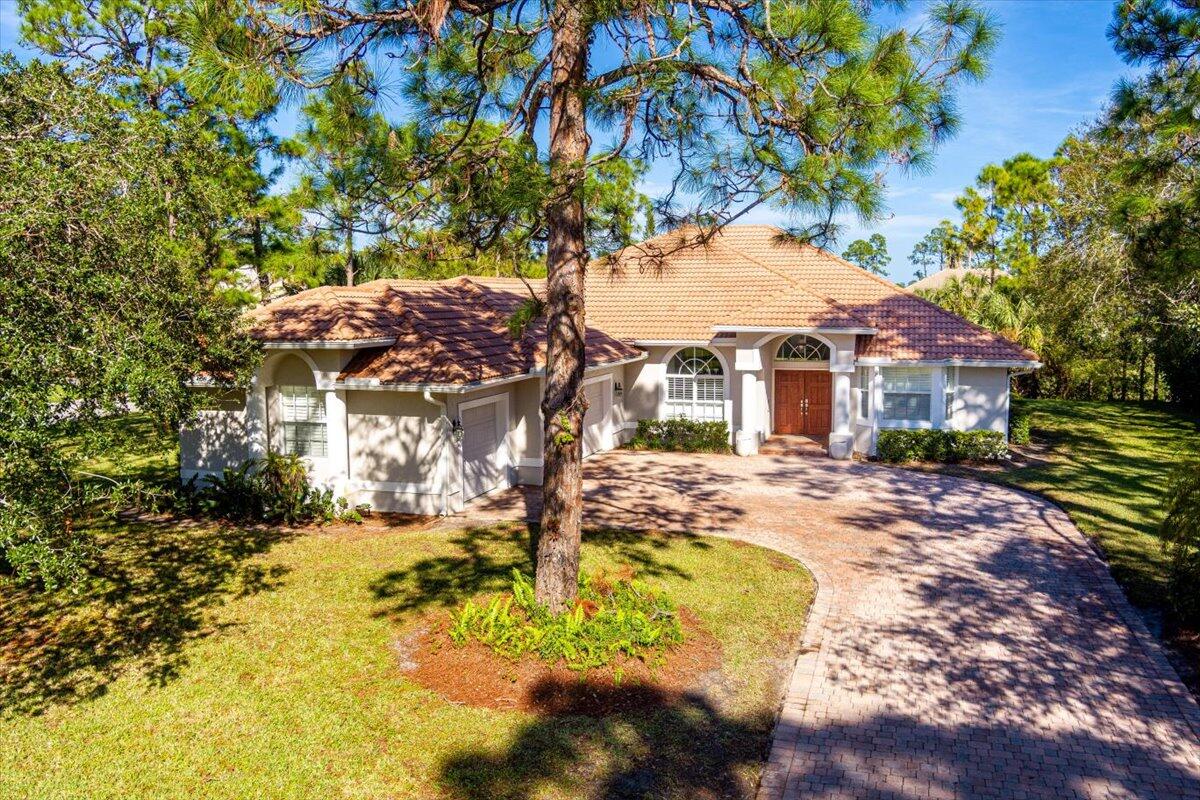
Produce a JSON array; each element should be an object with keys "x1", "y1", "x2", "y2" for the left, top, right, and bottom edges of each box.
[
  {"x1": 614, "y1": 381, "x2": 624, "y2": 397},
  {"x1": 451, "y1": 418, "x2": 464, "y2": 443}
]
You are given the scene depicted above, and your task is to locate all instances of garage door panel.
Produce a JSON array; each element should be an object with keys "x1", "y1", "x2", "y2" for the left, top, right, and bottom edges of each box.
[
  {"x1": 462, "y1": 402, "x2": 503, "y2": 500},
  {"x1": 582, "y1": 381, "x2": 610, "y2": 458}
]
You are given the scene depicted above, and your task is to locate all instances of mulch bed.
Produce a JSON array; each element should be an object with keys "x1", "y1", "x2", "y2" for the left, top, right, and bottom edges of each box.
[{"x1": 395, "y1": 607, "x2": 724, "y2": 717}]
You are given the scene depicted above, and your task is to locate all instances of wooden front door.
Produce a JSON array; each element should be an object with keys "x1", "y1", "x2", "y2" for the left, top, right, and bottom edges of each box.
[{"x1": 775, "y1": 371, "x2": 832, "y2": 436}]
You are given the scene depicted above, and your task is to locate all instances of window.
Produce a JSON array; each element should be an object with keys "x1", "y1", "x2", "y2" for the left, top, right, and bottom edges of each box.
[
  {"x1": 944, "y1": 367, "x2": 958, "y2": 425},
  {"x1": 856, "y1": 367, "x2": 871, "y2": 420},
  {"x1": 665, "y1": 347, "x2": 725, "y2": 421},
  {"x1": 881, "y1": 367, "x2": 932, "y2": 423},
  {"x1": 775, "y1": 335, "x2": 830, "y2": 362},
  {"x1": 280, "y1": 386, "x2": 327, "y2": 457}
]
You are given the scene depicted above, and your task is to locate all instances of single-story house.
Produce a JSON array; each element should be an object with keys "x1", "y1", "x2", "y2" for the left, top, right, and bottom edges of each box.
[{"x1": 181, "y1": 225, "x2": 1040, "y2": 514}]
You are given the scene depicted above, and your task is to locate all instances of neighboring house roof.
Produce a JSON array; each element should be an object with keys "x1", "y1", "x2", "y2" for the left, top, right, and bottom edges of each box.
[
  {"x1": 248, "y1": 278, "x2": 643, "y2": 387},
  {"x1": 907, "y1": 267, "x2": 993, "y2": 292},
  {"x1": 588, "y1": 225, "x2": 1037, "y2": 363}
]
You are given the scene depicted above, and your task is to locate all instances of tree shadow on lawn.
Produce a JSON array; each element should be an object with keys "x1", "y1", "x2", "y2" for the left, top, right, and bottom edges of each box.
[
  {"x1": 0, "y1": 515, "x2": 294, "y2": 717},
  {"x1": 368, "y1": 523, "x2": 706, "y2": 619},
  {"x1": 440, "y1": 679, "x2": 776, "y2": 800}
]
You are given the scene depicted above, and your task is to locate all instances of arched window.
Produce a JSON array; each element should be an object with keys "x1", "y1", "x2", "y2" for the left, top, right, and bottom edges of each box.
[
  {"x1": 665, "y1": 347, "x2": 725, "y2": 421},
  {"x1": 776, "y1": 335, "x2": 830, "y2": 362}
]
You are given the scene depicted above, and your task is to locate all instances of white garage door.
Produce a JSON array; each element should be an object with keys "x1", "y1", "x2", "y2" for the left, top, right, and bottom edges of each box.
[
  {"x1": 582, "y1": 380, "x2": 611, "y2": 458},
  {"x1": 462, "y1": 401, "x2": 503, "y2": 500}
]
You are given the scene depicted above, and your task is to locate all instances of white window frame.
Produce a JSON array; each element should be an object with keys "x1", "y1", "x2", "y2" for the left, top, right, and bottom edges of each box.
[
  {"x1": 944, "y1": 366, "x2": 959, "y2": 428},
  {"x1": 879, "y1": 367, "x2": 934, "y2": 427},
  {"x1": 664, "y1": 347, "x2": 726, "y2": 422},
  {"x1": 279, "y1": 386, "x2": 328, "y2": 457},
  {"x1": 775, "y1": 335, "x2": 831, "y2": 363},
  {"x1": 855, "y1": 366, "x2": 871, "y2": 422}
]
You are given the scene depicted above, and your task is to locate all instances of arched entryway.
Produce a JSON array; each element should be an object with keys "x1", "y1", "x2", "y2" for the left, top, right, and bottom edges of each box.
[{"x1": 772, "y1": 335, "x2": 832, "y2": 437}]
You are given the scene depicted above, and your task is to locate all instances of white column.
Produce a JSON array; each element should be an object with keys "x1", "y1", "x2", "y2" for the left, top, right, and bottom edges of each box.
[
  {"x1": 734, "y1": 340, "x2": 762, "y2": 456},
  {"x1": 828, "y1": 367, "x2": 855, "y2": 459},
  {"x1": 245, "y1": 377, "x2": 269, "y2": 462},
  {"x1": 931, "y1": 366, "x2": 947, "y2": 430},
  {"x1": 324, "y1": 387, "x2": 351, "y2": 498}
]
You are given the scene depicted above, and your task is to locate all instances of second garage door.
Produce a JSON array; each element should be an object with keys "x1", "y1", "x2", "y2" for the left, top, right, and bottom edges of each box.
[
  {"x1": 462, "y1": 401, "x2": 504, "y2": 500},
  {"x1": 582, "y1": 380, "x2": 611, "y2": 458}
]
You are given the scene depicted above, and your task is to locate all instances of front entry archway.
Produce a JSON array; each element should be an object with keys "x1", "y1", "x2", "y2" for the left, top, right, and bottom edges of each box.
[{"x1": 775, "y1": 370, "x2": 832, "y2": 435}]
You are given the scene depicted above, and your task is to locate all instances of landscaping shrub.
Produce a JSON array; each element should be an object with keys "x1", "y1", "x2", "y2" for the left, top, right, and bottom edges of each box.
[
  {"x1": 1010, "y1": 403, "x2": 1032, "y2": 446},
  {"x1": 1162, "y1": 457, "x2": 1200, "y2": 626},
  {"x1": 628, "y1": 418, "x2": 731, "y2": 453},
  {"x1": 876, "y1": 429, "x2": 1007, "y2": 463},
  {"x1": 449, "y1": 568, "x2": 685, "y2": 671},
  {"x1": 182, "y1": 453, "x2": 365, "y2": 525}
]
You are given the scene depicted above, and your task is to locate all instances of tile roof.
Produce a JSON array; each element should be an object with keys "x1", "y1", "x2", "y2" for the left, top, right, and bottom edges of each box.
[
  {"x1": 588, "y1": 225, "x2": 1038, "y2": 363},
  {"x1": 249, "y1": 278, "x2": 642, "y2": 386}
]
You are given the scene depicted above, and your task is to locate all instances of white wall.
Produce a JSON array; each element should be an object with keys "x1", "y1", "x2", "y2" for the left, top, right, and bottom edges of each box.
[
  {"x1": 179, "y1": 389, "x2": 249, "y2": 481},
  {"x1": 956, "y1": 367, "x2": 1011, "y2": 436}
]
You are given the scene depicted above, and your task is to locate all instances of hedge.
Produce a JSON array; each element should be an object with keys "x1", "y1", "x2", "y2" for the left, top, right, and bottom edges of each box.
[
  {"x1": 628, "y1": 418, "x2": 731, "y2": 453},
  {"x1": 876, "y1": 429, "x2": 1007, "y2": 464},
  {"x1": 1009, "y1": 402, "x2": 1032, "y2": 446}
]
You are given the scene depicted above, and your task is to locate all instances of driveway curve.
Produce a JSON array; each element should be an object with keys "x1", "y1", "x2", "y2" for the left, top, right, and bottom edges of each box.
[{"x1": 467, "y1": 450, "x2": 1200, "y2": 799}]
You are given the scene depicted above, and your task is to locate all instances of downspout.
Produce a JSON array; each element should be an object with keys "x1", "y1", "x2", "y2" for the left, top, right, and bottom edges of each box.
[{"x1": 422, "y1": 389, "x2": 451, "y2": 516}]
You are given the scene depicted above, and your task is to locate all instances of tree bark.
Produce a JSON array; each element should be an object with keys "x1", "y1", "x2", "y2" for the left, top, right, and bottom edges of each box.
[
  {"x1": 344, "y1": 225, "x2": 356, "y2": 287},
  {"x1": 535, "y1": 0, "x2": 590, "y2": 612}
]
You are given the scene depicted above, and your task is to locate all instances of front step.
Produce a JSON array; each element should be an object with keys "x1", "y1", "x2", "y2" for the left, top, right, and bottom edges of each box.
[{"x1": 758, "y1": 435, "x2": 829, "y2": 457}]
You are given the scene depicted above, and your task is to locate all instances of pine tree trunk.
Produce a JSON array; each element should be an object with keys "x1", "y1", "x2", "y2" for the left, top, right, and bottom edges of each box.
[
  {"x1": 344, "y1": 226, "x2": 355, "y2": 287},
  {"x1": 254, "y1": 217, "x2": 270, "y2": 299},
  {"x1": 1138, "y1": 344, "x2": 1147, "y2": 403},
  {"x1": 535, "y1": 0, "x2": 590, "y2": 612}
]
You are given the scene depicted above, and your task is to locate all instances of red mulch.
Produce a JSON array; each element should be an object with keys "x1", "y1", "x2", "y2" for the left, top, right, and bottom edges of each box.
[{"x1": 397, "y1": 607, "x2": 723, "y2": 717}]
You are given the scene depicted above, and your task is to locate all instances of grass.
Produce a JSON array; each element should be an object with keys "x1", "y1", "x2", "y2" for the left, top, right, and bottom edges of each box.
[{"x1": 0, "y1": 416, "x2": 815, "y2": 799}]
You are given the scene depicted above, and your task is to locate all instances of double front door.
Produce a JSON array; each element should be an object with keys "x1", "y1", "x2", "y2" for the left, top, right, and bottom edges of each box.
[{"x1": 775, "y1": 371, "x2": 832, "y2": 436}]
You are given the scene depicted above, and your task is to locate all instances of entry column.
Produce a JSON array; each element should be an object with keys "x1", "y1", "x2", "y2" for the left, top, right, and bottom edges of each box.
[{"x1": 734, "y1": 334, "x2": 763, "y2": 456}]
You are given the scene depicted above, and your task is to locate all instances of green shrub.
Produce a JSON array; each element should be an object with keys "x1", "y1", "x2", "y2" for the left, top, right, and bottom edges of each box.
[
  {"x1": 182, "y1": 453, "x2": 366, "y2": 525},
  {"x1": 876, "y1": 429, "x2": 1007, "y2": 463},
  {"x1": 628, "y1": 418, "x2": 731, "y2": 453},
  {"x1": 449, "y1": 568, "x2": 685, "y2": 672},
  {"x1": 1010, "y1": 403, "x2": 1032, "y2": 446},
  {"x1": 1163, "y1": 457, "x2": 1200, "y2": 626}
]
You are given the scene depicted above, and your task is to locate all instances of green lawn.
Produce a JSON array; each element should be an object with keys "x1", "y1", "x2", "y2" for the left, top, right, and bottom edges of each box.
[
  {"x1": 1000, "y1": 400, "x2": 1200, "y2": 612},
  {"x1": 0, "y1": 417, "x2": 814, "y2": 799}
]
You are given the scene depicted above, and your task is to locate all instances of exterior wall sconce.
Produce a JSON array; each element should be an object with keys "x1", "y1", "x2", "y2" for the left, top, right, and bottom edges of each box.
[
  {"x1": 451, "y1": 418, "x2": 464, "y2": 443},
  {"x1": 614, "y1": 381, "x2": 624, "y2": 397}
]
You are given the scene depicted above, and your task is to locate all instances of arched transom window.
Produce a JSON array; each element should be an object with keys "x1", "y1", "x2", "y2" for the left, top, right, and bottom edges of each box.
[
  {"x1": 665, "y1": 347, "x2": 725, "y2": 421},
  {"x1": 776, "y1": 335, "x2": 830, "y2": 362}
]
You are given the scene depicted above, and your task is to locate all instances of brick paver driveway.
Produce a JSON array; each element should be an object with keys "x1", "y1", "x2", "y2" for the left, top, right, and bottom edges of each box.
[{"x1": 468, "y1": 449, "x2": 1200, "y2": 800}]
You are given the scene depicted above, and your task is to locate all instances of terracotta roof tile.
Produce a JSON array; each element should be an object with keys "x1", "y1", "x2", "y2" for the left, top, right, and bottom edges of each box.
[
  {"x1": 588, "y1": 225, "x2": 1038, "y2": 363},
  {"x1": 250, "y1": 279, "x2": 641, "y2": 386}
]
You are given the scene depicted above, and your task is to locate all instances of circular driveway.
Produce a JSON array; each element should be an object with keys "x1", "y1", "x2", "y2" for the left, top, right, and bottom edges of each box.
[{"x1": 468, "y1": 449, "x2": 1200, "y2": 799}]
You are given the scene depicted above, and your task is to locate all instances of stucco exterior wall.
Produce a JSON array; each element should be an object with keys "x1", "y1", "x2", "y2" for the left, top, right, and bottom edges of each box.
[
  {"x1": 955, "y1": 367, "x2": 1011, "y2": 436},
  {"x1": 179, "y1": 389, "x2": 249, "y2": 481}
]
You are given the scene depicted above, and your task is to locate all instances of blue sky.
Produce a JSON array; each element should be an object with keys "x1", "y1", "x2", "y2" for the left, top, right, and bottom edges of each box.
[{"x1": 0, "y1": 0, "x2": 1132, "y2": 282}]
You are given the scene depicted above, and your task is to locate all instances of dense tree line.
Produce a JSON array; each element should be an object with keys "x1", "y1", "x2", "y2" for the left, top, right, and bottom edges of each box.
[{"x1": 911, "y1": 0, "x2": 1200, "y2": 412}]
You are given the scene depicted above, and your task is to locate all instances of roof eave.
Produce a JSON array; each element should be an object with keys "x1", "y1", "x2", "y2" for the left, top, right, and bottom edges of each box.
[
  {"x1": 260, "y1": 337, "x2": 396, "y2": 350},
  {"x1": 855, "y1": 357, "x2": 1043, "y2": 369},
  {"x1": 712, "y1": 325, "x2": 879, "y2": 336}
]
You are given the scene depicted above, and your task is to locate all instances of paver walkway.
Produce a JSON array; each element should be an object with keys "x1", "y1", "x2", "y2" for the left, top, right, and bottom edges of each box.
[{"x1": 466, "y1": 449, "x2": 1200, "y2": 800}]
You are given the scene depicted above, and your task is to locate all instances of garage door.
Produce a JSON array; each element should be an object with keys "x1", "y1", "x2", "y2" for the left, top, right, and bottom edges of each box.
[
  {"x1": 582, "y1": 380, "x2": 610, "y2": 458},
  {"x1": 462, "y1": 402, "x2": 503, "y2": 500}
]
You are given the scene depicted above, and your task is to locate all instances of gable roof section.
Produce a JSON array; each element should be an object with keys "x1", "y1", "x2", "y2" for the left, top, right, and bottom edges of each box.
[
  {"x1": 248, "y1": 278, "x2": 642, "y2": 387},
  {"x1": 589, "y1": 225, "x2": 1038, "y2": 363}
]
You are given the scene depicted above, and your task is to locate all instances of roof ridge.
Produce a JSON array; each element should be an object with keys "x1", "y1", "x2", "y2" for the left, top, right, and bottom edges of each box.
[
  {"x1": 708, "y1": 237, "x2": 873, "y2": 328},
  {"x1": 453, "y1": 277, "x2": 523, "y2": 335}
]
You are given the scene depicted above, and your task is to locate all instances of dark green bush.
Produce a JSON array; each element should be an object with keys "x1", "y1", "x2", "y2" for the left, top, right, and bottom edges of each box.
[
  {"x1": 1163, "y1": 457, "x2": 1200, "y2": 626},
  {"x1": 1010, "y1": 403, "x2": 1032, "y2": 446},
  {"x1": 628, "y1": 418, "x2": 731, "y2": 453},
  {"x1": 449, "y1": 568, "x2": 684, "y2": 672},
  {"x1": 182, "y1": 453, "x2": 365, "y2": 525},
  {"x1": 876, "y1": 429, "x2": 1007, "y2": 464}
]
